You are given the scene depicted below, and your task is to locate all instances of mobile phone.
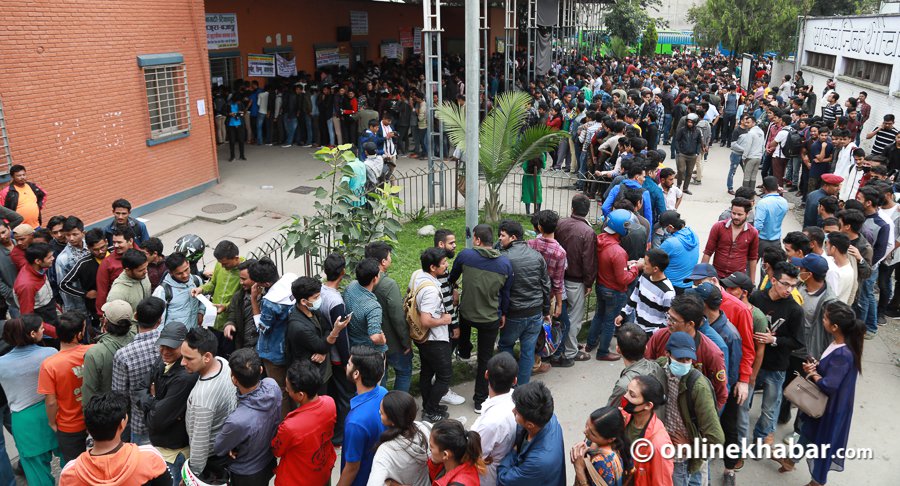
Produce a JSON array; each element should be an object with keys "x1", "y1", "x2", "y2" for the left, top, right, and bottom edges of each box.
[{"x1": 344, "y1": 312, "x2": 354, "y2": 321}]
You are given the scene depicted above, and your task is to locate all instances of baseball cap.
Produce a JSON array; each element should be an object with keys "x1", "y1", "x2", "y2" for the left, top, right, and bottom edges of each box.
[
  {"x1": 721, "y1": 272, "x2": 754, "y2": 293},
  {"x1": 12, "y1": 223, "x2": 34, "y2": 237},
  {"x1": 101, "y1": 300, "x2": 133, "y2": 324},
  {"x1": 821, "y1": 174, "x2": 843, "y2": 186},
  {"x1": 685, "y1": 282, "x2": 723, "y2": 308},
  {"x1": 666, "y1": 332, "x2": 697, "y2": 360},
  {"x1": 792, "y1": 254, "x2": 829, "y2": 279},
  {"x1": 657, "y1": 210, "x2": 682, "y2": 229},
  {"x1": 157, "y1": 321, "x2": 188, "y2": 349},
  {"x1": 684, "y1": 263, "x2": 718, "y2": 283}
]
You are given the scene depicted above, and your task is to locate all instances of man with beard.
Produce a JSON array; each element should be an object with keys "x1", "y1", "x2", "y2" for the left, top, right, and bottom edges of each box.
[
  {"x1": 703, "y1": 197, "x2": 760, "y2": 282},
  {"x1": 433, "y1": 229, "x2": 465, "y2": 406}
]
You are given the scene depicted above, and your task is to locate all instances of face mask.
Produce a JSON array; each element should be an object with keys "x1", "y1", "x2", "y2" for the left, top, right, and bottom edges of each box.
[
  {"x1": 307, "y1": 298, "x2": 322, "y2": 311},
  {"x1": 669, "y1": 359, "x2": 692, "y2": 377},
  {"x1": 620, "y1": 396, "x2": 642, "y2": 414}
]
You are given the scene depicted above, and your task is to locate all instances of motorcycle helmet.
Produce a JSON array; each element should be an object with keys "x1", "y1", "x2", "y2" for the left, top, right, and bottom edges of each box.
[
  {"x1": 605, "y1": 209, "x2": 632, "y2": 237},
  {"x1": 174, "y1": 234, "x2": 205, "y2": 264},
  {"x1": 182, "y1": 462, "x2": 229, "y2": 486}
]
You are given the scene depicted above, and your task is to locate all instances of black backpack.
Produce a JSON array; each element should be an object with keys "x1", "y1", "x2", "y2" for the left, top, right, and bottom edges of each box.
[{"x1": 781, "y1": 127, "x2": 803, "y2": 158}]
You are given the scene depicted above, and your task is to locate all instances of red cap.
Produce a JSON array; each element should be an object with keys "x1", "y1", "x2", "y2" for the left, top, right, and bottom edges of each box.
[{"x1": 821, "y1": 174, "x2": 844, "y2": 185}]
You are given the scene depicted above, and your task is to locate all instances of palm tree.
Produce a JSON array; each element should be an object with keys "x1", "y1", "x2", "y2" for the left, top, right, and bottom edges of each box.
[{"x1": 436, "y1": 91, "x2": 569, "y2": 223}]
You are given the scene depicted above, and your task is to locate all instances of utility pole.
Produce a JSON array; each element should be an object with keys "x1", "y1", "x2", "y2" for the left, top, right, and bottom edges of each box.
[{"x1": 465, "y1": 0, "x2": 480, "y2": 247}]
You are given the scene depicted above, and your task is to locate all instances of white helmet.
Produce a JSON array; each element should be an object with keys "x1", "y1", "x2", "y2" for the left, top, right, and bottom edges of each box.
[
  {"x1": 182, "y1": 463, "x2": 229, "y2": 486},
  {"x1": 686, "y1": 113, "x2": 699, "y2": 122}
]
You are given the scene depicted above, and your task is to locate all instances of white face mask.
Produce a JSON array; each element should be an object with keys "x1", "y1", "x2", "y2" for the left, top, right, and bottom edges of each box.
[{"x1": 307, "y1": 298, "x2": 322, "y2": 311}]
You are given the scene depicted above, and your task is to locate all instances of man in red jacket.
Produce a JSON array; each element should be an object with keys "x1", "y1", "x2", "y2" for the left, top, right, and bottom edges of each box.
[
  {"x1": 586, "y1": 209, "x2": 642, "y2": 361},
  {"x1": 95, "y1": 225, "x2": 137, "y2": 315},
  {"x1": 14, "y1": 241, "x2": 58, "y2": 325}
]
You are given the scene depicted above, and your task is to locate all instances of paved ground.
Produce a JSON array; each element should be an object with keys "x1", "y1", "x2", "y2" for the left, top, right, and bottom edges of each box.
[{"x1": 6, "y1": 142, "x2": 900, "y2": 484}]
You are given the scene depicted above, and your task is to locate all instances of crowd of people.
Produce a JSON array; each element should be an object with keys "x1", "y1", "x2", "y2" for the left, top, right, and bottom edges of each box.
[{"x1": 0, "y1": 49, "x2": 891, "y2": 486}]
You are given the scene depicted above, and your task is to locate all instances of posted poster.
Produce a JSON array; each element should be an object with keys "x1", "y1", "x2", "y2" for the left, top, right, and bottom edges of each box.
[
  {"x1": 350, "y1": 11, "x2": 368, "y2": 35},
  {"x1": 276, "y1": 53, "x2": 297, "y2": 77},
  {"x1": 381, "y1": 43, "x2": 401, "y2": 59},
  {"x1": 248, "y1": 54, "x2": 275, "y2": 77},
  {"x1": 206, "y1": 13, "x2": 239, "y2": 50},
  {"x1": 413, "y1": 27, "x2": 423, "y2": 54},
  {"x1": 315, "y1": 47, "x2": 350, "y2": 69},
  {"x1": 400, "y1": 28, "x2": 413, "y2": 48}
]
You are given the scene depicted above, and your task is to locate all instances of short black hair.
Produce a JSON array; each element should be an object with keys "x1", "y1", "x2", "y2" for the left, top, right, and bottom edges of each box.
[
  {"x1": 859, "y1": 185, "x2": 884, "y2": 207},
  {"x1": 111, "y1": 199, "x2": 132, "y2": 211},
  {"x1": 349, "y1": 345, "x2": 385, "y2": 387},
  {"x1": 249, "y1": 257, "x2": 279, "y2": 284},
  {"x1": 803, "y1": 226, "x2": 826, "y2": 248},
  {"x1": 25, "y1": 242, "x2": 52, "y2": 265},
  {"x1": 185, "y1": 327, "x2": 218, "y2": 357},
  {"x1": 818, "y1": 196, "x2": 839, "y2": 215},
  {"x1": 112, "y1": 225, "x2": 135, "y2": 242},
  {"x1": 323, "y1": 253, "x2": 346, "y2": 281},
  {"x1": 291, "y1": 276, "x2": 322, "y2": 301},
  {"x1": 837, "y1": 209, "x2": 865, "y2": 233},
  {"x1": 659, "y1": 167, "x2": 676, "y2": 180},
  {"x1": 287, "y1": 360, "x2": 322, "y2": 397},
  {"x1": 762, "y1": 176, "x2": 779, "y2": 192},
  {"x1": 122, "y1": 248, "x2": 148, "y2": 270},
  {"x1": 434, "y1": 229, "x2": 455, "y2": 247},
  {"x1": 486, "y1": 352, "x2": 518, "y2": 394},
  {"x1": 734, "y1": 186, "x2": 756, "y2": 201},
  {"x1": 62, "y1": 216, "x2": 84, "y2": 233},
  {"x1": 534, "y1": 210, "x2": 559, "y2": 234},
  {"x1": 473, "y1": 224, "x2": 494, "y2": 245},
  {"x1": 670, "y1": 293, "x2": 704, "y2": 329},
  {"x1": 364, "y1": 241, "x2": 392, "y2": 263},
  {"x1": 229, "y1": 348, "x2": 262, "y2": 389},
  {"x1": 499, "y1": 220, "x2": 524, "y2": 241},
  {"x1": 135, "y1": 297, "x2": 165, "y2": 328},
  {"x1": 47, "y1": 215, "x2": 66, "y2": 230},
  {"x1": 782, "y1": 231, "x2": 811, "y2": 255},
  {"x1": 420, "y1": 247, "x2": 447, "y2": 273},
  {"x1": 771, "y1": 260, "x2": 800, "y2": 281},
  {"x1": 571, "y1": 194, "x2": 591, "y2": 217},
  {"x1": 645, "y1": 248, "x2": 669, "y2": 272},
  {"x1": 512, "y1": 381, "x2": 554, "y2": 427},
  {"x1": 355, "y1": 258, "x2": 381, "y2": 286},
  {"x1": 731, "y1": 197, "x2": 752, "y2": 213},
  {"x1": 826, "y1": 232, "x2": 850, "y2": 254},
  {"x1": 616, "y1": 322, "x2": 648, "y2": 361},
  {"x1": 56, "y1": 312, "x2": 86, "y2": 343},
  {"x1": 632, "y1": 374, "x2": 667, "y2": 409},
  {"x1": 213, "y1": 240, "x2": 240, "y2": 260},
  {"x1": 142, "y1": 237, "x2": 164, "y2": 256},
  {"x1": 33, "y1": 228, "x2": 51, "y2": 242},
  {"x1": 9, "y1": 165, "x2": 25, "y2": 176},
  {"x1": 165, "y1": 252, "x2": 188, "y2": 272},
  {"x1": 84, "y1": 392, "x2": 129, "y2": 441}
]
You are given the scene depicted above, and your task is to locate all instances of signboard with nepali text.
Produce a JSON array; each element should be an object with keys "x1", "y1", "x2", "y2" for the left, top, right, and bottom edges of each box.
[
  {"x1": 350, "y1": 11, "x2": 368, "y2": 36},
  {"x1": 206, "y1": 13, "x2": 239, "y2": 50},
  {"x1": 248, "y1": 54, "x2": 275, "y2": 77}
]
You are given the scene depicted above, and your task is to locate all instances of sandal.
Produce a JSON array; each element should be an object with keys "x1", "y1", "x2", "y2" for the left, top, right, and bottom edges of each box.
[{"x1": 574, "y1": 351, "x2": 591, "y2": 361}]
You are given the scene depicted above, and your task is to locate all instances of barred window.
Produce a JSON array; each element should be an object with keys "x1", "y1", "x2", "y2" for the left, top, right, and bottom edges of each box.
[
  {"x1": 138, "y1": 53, "x2": 190, "y2": 144},
  {"x1": 0, "y1": 96, "x2": 11, "y2": 174},
  {"x1": 804, "y1": 51, "x2": 835, "y2": 72},
  {"x1": 842, "y1": 57, "x2": 893, "y2": 87}
]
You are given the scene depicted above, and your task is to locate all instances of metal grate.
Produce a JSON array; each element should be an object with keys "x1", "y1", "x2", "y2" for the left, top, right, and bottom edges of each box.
[
  {"x1": 144, "y1": 63, "x2": 191, "y2": 140},
  {"x1": 201, "y1": 203, "x2": 238, "y2": 214},
  {"x1": 0, "y1": 96, "x2": 11, "y2": 174},
  {"x1": 288, "y1": 185, "x2": 317, "y2": 195}
]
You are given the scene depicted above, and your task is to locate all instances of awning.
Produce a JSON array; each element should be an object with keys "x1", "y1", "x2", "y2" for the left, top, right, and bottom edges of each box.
[{"x1": 657, "y1": 32, "x2": 695, "y2": 46}]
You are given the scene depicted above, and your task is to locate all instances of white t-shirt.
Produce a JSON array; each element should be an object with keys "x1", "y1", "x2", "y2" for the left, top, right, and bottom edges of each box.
[
  {"x1": 773, "y1": 128, "x2": 789, "y2": 158},
  {"x1": 663, "y1": 186, "x2": 683, "y2": 210},
  {"x1": 409, "y1": 270, "x2": 448, "y2": 341},
  {"x1": 833, "y1": 262, "x2": 856, "y2": 304}
]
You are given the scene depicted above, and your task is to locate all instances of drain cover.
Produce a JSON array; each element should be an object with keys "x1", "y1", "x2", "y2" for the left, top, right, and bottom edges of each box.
[
  {"x1": 288, "y1": 185, "x2": 317, "y2": 194},
  {"x1": 202, "y1": 203, "x2": 238, "y2": 214}
]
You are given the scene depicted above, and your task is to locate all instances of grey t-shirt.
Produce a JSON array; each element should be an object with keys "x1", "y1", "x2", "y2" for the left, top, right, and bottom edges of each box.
[{"x1": 0, "y1": 344, "x2": 57, "y2": 412}]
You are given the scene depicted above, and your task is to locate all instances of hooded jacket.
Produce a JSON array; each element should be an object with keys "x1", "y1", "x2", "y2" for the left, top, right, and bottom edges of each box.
[
  {"x1": 59, "y1": 443, "x2": 170, "y2": 486},
  {"x1": 151, "y1": 273, "x2": 202, "y2": 329},
  {"x1": 254, "y1": 273, "x2": 298, "y2": 366},
  {"x1": 213, "y1": 377, "x2": 282, "y2": 476},
  {"x1": 501, "y1": 240, "x2": 551, "y2": 318},
  {"x1": 659, "y1": 227, "x2": 700, "y2": 289},
  {"x1": 368, "y1": 421, "x2": 432, "y2": 486},
  {"x1": 448, "y1": 247, "x2": 513, "y2": 323},
  {"x1": 82, "y1": 331, "x2": 135, "y2": 407},
  {"x1": 596, "y1": 233, "x2": 640, "y2": 293},
  {"x1": 136, "y1": 358, "x2": 199, "y2": 450},
  {"x1": 106, "y1": 272, "x2": 151, "y2": 315},
  {"x1": 602, "y1": 178, "x2": 654, "y2": 230}
]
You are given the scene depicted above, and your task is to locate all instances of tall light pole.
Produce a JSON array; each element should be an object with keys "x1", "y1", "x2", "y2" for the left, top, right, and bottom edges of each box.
[{"x1": 464, "y1": 0, "x2": 480, "y2": 247}]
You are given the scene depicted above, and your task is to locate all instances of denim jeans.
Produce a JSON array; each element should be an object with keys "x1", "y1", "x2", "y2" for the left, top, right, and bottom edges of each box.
[
  {"x1": 302, "y1": 114, "x2": 314, "y2": 144},
  {"x1": 662, "y1": 114, "x2": 673, "y2": 144},
  {"x1": 326, "y1": 117, "x2": 336, "y2": 146},
  {"x1": 727, "y1": 152, "x2": 742, "y2": 191},
  {"x1": 168, "y1": 452, "x2": 186, "y2": 486},
  {"x1": 382, "y1": 350, "x2": 413, "y2": 392},
  {"x1": 255, "y1": 115, "x2": 266, "y2": 145},
  {"x1": 672, "y1": 459, "x2": 706, "y2": 486},
  {"x1": 877, "y1": 262, "x2": 895, "y2": 309},
  {"x1": 784, "y1": 156, "x2": 801, "y2": 185},
  {"x1": 587, "y1": 284, "x2": 628, "y2": 358},
  {"x1": 752, "y1": 369, "x2": 787, "y2": 440},
  {"x1": 0, "y1": 406, "x2": 14, "y2": 486},
  {"x1": 283, "y1": 117, "x2": 298, "y2": 146},
  {"x1": 855, "y1": 267, "x2": 879, "y2": 333},
  {"x1": 131, "y1": 431, "x2": 151, "y2": 446},
  {"x1": 498, "y1": 313, "x2": 543, "y2": 385}
]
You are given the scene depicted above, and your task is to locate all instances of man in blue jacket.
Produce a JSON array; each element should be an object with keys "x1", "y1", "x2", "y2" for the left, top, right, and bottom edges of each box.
[
  {"x1": 602, "y1": 162, "x2": 654, "y2": 230},
  {"x1": 498, "y1": 381, "x2": 565, "y2": 486},
  {"x1": 658, "y1": 210, "x2": 700, "y2": 294}
]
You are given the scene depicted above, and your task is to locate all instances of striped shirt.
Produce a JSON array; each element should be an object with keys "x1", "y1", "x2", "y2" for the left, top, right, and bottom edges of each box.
[
  {"x1": 186, "y1": 357, "x2": 237, "y2": 474},
  {"x1": 619, "y1": 274, "x2": 675, "y2": 332},
  {"x1": 437, "y1": 271, "x2": 458, "y2": 327},
  {"x1": 872, "y1": 126, "x2": 899, "y2": 156}
]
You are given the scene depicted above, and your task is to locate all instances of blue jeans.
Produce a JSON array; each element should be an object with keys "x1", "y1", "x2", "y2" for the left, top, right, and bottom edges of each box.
[
  {"x1": 727, "y1": 152, "x2": 742, "y2": 191},
  {"x1": 855, "y1": 267, "x2": 879, "y2": 333},
  {"x1": 168, "y1": 452, "x2": 186, "y2": 486},
  {"x1": 498, "y1": 313, "x2": 543, "y2": 385},
  {"x1": 256, "y1": 115, "x2": 266, "y2": 145},
  {"x1": 752, "y1": 369, "x2": 786, "y2": 440},
  {"x1": 283, "y1": 117, "x2": 298, "y2": 146},
  {"x1": 587, "y1": 284, "x2": 628, "y2": 357},
  {"x1": 662, "y1": 114, "x2": 673, "y2": 144},
  {"x1": 784, "y1": 156, "x2": 801, "y2": 185},
  {"x1": 672, "y1": 459, "x2": 705, "y2": 486},
  {"x1": 302, "y1": 114, "x2": 313, "y2": 144},
  {"x1": 131, "y1": 431, "x2": 150, "y2": 446},
  {"x1": 382, "y1": 350, "x2": 413, "y2": 392},
  {"x1": 326, "y1": 117, "x2": 336, "y2": 146},
  {"x1": 0, "y1": 406, "x2": 14, "y2": 486}
]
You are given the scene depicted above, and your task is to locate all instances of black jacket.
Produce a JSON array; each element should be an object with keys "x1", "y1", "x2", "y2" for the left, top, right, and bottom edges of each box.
[
  {"x1": 3, "y1": 182, "x2": 45, "y2": 225},
  {"x1": 136, "y1": 359, "x2": 199, "y2": 449},
  {"x1": 501, "y1": 240, "x2": 551, "y2": 318},
  {"x1": 227, "y1": 288, "x2": 257, "y2": 350},
  {"x1": 285, "y1": 306, "x2": 332, "y2": 384}
]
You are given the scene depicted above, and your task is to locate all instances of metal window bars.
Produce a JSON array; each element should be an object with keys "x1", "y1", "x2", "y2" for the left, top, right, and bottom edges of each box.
[
  {"x1": 144, "y1": 63, "x2": 191, "y2": 139},
  {"x1": 0, "y1": 96, "x2": 12, "y2": 174},
  {"x1": 504, "y1": 0, "x2": 517, "y2": 93},
  {"x1": 422, "y1": 0, "x2": 446, "y2": 207}
]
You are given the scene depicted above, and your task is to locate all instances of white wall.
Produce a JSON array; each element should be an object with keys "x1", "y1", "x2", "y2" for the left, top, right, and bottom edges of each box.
[
  {"x1": 796, "y1": 14, "x2": 900, "y2": 153},
  {"x1": 650, "y1": 0, "x2": 703, "y2": 32}
]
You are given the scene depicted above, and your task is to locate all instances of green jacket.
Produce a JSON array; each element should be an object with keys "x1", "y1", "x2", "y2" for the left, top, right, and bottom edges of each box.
[
  {"x1": 200, "y1": 259, "x2": 243, "y2": 331},
  {"x1": 106, "y1": 273, "x2": 151, "y2": 317},
  {"x1": 448, "y1": 247, "x2": 514, "y2": 324},
  {"x1": 83, "y1": 331, "x2": 135, "y2": 408},
  {"x1": 373, "y1": 273, "x2": 410, "y2": 354},
  {"x1": 655, "y1": 357, "x2": 725, "y2": 473}
]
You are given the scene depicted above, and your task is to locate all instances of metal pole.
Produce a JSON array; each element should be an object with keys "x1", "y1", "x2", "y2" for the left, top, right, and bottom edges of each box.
[{"x1": 465, "y1": 0, "x2": 480, "y2": 247}]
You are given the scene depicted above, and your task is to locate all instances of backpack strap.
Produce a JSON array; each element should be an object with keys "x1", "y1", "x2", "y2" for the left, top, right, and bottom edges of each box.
[{"x1": 684, "y1": 369, "x2": 706, "y2": 432}]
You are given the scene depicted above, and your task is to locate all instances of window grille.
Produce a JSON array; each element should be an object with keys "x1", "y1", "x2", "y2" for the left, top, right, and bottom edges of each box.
[
  {"x1": 144, "y1": 63, "x2": 191, "y2": 140},
  {"x1": 804, "y1": 51, "x2": 835, "y2": 72},
  {"x1": 0, "y1": 96, "x2": 11, "y2": 174},
  {"x1": 842, "y1": 57, "x2": 893, "y2": 87}
]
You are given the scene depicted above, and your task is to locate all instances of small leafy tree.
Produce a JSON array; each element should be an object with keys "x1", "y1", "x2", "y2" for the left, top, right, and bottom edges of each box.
[
  {"x1": 603, "y1": 0, "x2": 649, "y2": 46},
  {"x1": 283, "y1": 144, "x2": 403, "y2": 269},
  {"x1": 608, "y1": 37, "x2": 631, "y2": 60},
  {"x1": 641, "y1": 20, "x2": 658, "y2": 58}
]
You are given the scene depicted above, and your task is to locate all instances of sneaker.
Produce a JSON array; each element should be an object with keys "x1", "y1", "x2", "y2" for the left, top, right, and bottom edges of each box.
[
  {"x1": 865, "y1": 331, "x2": 876, "y2": 340},
  {"x1": 265, "y1": 143, "x2": 273, "y2": 146},
  {"x1": 281, "y1": 144, "x2": 292, "y2": 148},
  {"x1": 474, "y1": 402, "x2": 483, "y2": 414},
  {"x1": 552, "y1": 357, "x2": 575, "y2": 368},
  {"x1": 683, "y1": 189, "x2": 693, "y2": 195},
  {"x1": 884, "y1": 306, "x2": 900, "y2": 318},
  {"x1": 422, "y1": 410, "x2": 450, "y2": 423},
  {"x1": 877, "y1": 314, "x2": 886, "y2": 325},
  {"x1": 441, "y1": 389, "x2": 466, "y2": 405},
  {"x1": 456, "y1": 349, "x2": 472, "y2": 360},
  {"x1": 783, "y1": 432, "x2": 800, "y2": 445}
]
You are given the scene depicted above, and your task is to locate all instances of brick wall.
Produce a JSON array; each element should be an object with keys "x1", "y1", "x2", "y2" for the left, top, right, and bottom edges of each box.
[{"x1": 0, "y1": 0, "x2": 218, "y2": 225}]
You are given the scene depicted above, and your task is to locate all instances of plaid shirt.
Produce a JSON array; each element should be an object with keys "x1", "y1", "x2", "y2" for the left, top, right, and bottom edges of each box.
[
  {"x1": 651, "y1": 102, "x2": 665, "y2": 128},
  {"x1": 111, "y1": 327, "x2": 162, "y2": 437},
  {"x1": 527, "y1": 236, "x2": 568, "y2": 299}
]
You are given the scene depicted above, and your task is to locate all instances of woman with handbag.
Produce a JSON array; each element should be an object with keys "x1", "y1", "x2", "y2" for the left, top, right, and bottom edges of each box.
[
  {"x1": 775, "y1": 300, "x2": 864, "y2": 486},
  {"x1": 570, "y1": 406, "x2": 633, "y2": 486}
]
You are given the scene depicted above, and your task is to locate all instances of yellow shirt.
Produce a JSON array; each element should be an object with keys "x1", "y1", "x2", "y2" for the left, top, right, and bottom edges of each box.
[{"x1": 15, "y1": 184, "x2": 40, "y2": 227}]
